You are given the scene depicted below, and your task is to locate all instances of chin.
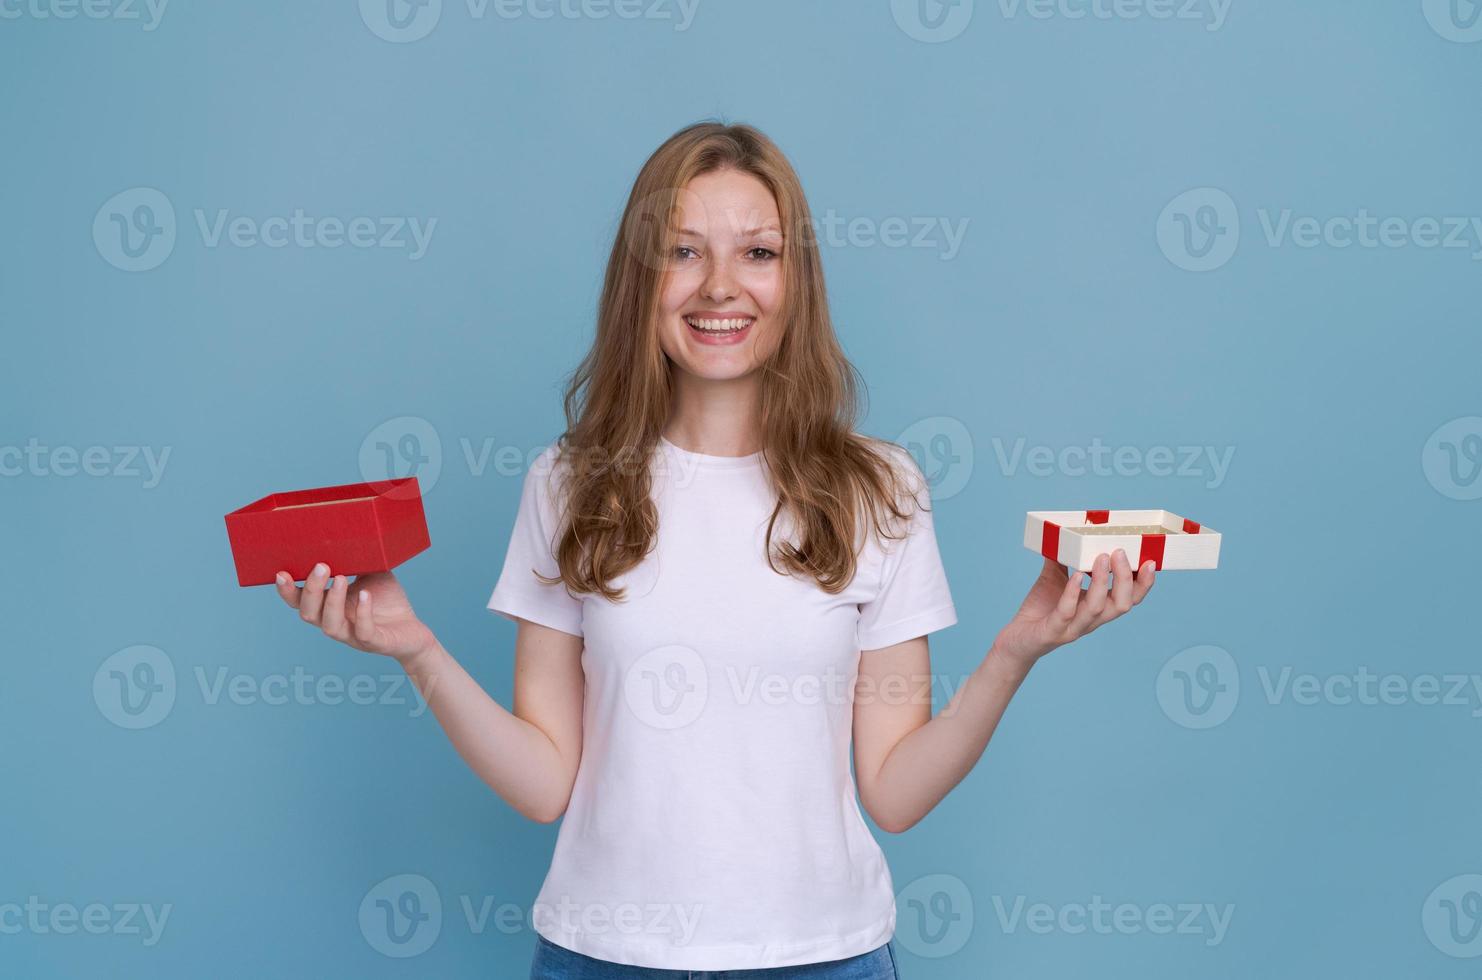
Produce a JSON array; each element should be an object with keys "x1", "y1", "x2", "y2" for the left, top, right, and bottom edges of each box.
[{"x1": 674, "y1": 358, "x2": 758, "y2": 383}]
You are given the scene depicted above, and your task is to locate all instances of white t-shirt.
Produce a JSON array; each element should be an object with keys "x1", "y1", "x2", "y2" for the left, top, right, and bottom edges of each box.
[{"x1": 486, "y1": 435, "x2": 957, "y2": 971}]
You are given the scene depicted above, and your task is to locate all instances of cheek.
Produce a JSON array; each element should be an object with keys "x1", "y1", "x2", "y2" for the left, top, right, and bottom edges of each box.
[
  {"x1": 743, "y1": 265, "x2": 784, "y2": 315},
  {"x1": 659, "y1": 269, "x2": 697, "y2": 314}
]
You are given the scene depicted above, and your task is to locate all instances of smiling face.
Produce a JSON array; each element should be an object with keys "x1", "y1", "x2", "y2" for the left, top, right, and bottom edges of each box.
[{"x1": 657, "y1": 168, "x2": 786, "y2": 383}]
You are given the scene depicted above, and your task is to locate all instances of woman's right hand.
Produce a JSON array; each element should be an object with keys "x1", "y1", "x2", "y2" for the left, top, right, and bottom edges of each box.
[{"x1": 275, "y1": 564, "x2": 437, "y2": 665}]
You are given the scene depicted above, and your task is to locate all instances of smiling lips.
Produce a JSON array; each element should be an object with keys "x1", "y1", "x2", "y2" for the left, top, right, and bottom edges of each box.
[{"x1": 684, "y1": 313, "x2": 754, "y2": 346}]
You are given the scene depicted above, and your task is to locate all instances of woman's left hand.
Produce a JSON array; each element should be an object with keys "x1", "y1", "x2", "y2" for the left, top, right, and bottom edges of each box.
[{"x1": 993, "y1": 551, "x2": 1156, "y2": 671}]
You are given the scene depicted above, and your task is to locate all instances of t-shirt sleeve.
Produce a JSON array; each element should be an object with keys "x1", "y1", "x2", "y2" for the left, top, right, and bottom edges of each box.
[
  {"x1": 486, "y1": 445, "x2": 584, "y2": 638},
  {"x1": 856, "y1": 446, "x2": 958, "y2": 652}
]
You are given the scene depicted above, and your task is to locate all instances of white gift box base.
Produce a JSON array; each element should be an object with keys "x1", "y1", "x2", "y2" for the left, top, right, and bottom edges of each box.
[{"x1": 1024, "y1": 510, "x2": 1220, "y2": 571}]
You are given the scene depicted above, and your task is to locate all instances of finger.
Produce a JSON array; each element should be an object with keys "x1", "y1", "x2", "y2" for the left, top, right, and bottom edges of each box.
[
  {"x1": 1105, "y1": 549, "x2": 1134, "y2": 617},
  {"x1": 353, "y1": 588, "x2": 377, "y2": 646},
  {"x1": 1053, "y1": 568, "x2": 1084, "y2": 624},
  {"x1": 321, "y1": 574, "x2": 349, "y2": 638},
  {"x1": 1131, "y1": 560, "x2": 1157, "y2": 603},
  {"x1": 275, "y1": 572, "x2": 302, "y2": 610},
  {"x1": 298, "y1": 562, "x2": 331, "y2": 624},
  {"x1": 1042, "y1": 557, "x2": 1069, "y2": 581},
  {"x1": 1071, "y1": 552, "x2": 1111, "y2": 630}
]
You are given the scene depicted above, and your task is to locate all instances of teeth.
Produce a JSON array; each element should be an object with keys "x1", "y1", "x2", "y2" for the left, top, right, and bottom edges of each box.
[{"x1": 685, "y1": 316, "x2": 753, "y2": 333}]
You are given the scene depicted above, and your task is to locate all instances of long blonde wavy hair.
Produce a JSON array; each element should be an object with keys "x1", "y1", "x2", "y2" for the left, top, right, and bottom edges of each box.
[{"x1": 543, "y1": 121, "x2": 922, "y2": 601}]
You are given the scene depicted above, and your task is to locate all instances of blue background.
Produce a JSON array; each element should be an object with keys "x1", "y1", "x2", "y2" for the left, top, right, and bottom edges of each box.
[{"x1": 3, "y1": 0, "x2": 1480, "y2": 976}]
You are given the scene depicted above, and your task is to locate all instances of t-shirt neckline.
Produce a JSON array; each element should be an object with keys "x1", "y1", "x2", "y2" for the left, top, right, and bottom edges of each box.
[{"x1": 659, "y1": 435, "x2": 765, "y2": 469}]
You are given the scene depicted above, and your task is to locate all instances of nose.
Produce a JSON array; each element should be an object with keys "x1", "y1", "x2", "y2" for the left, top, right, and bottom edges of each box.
[{"x1": 699, "y1": 254, "x2": 739, "y2": 303}]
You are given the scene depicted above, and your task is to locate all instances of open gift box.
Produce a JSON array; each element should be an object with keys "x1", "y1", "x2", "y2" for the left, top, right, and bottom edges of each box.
[
  {"x1": 1024, "y1": 509, "x2": 1220, "y2": 571},
  {"x1": 225, "y1": 477, "x2": 430, "y2": 587}
]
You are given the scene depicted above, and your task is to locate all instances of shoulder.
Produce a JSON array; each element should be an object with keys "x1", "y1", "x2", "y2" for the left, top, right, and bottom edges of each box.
[
  {"x1": 529, "y1": 439, "x2": 566, "y2": 476},
  {"x1": 857, "y1": 435, "x2": 930, "y2": 505},
  {"x1": 520, "y1": 439, "x2": 575, "y2": 507}
]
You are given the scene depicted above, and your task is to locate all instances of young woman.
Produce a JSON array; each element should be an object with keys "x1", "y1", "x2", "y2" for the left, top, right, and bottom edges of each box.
[{"x1": 275, "y1": 122, "x2": 1157, "y2": 979}]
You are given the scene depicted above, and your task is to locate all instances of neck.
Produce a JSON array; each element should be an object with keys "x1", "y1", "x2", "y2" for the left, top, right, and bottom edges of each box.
[{"x1": 664, "y1": 370, "x2": 763, "y2": 457}]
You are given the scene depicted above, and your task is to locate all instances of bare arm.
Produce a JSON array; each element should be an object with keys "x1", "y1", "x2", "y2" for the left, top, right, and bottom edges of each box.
[
  {"x1": 276, "y1": 564, "x2": 584, "y2": 824},
  {"x1": 402, "y1": 618, "x2": 584, "y2": 823},
  {"x1": 853, "y1": 635, "x2": 1031, "y2": 834},
  {"x1": 853, "y1": 550, "x2": 1157, "y2": 833}
]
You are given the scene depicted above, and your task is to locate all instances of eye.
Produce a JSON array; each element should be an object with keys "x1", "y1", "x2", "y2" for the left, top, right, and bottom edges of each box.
[
  {"x1": 747, "y1": 247, "x2": 778, "y2": 261},
  {"x1": 672, "y1": 245, "x2": 699, "y2": 261}
]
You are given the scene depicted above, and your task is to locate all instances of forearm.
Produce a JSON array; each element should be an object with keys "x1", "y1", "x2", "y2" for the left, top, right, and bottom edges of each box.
[
  {"x1": 867, "y1": 640, "x2": 1034, "y2": 832},
  {"x1": 401, "y1": 640, "x2": 574, "y2": 823}
]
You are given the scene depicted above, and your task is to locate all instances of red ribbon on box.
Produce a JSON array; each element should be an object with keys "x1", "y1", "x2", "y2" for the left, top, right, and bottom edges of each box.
[
  {"x1": 1040, "y1": 520, "x2": 1060, "y2": 561},
  {"x1": 1138, "y1": 533, "x2": 1166, "y2": 570},
  {"x1": 1040, "y1": 509, "x2": 1191, "y2": 571}
]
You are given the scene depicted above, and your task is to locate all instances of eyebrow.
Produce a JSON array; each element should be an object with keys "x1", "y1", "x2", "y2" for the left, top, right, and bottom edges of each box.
[{"x1": 676, "y1": 225, "x2": 784, "y2": 238}]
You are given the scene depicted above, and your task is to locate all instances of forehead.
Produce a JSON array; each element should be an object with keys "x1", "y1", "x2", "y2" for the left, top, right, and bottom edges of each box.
[{"x1": 675, "y1": 169, "x2": 780, "y2": 235}]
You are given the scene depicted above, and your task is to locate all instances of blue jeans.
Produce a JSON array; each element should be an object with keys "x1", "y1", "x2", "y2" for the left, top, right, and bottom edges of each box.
[{"x1": 529, "y1": 934, "x2": 902, "y2": 979}]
